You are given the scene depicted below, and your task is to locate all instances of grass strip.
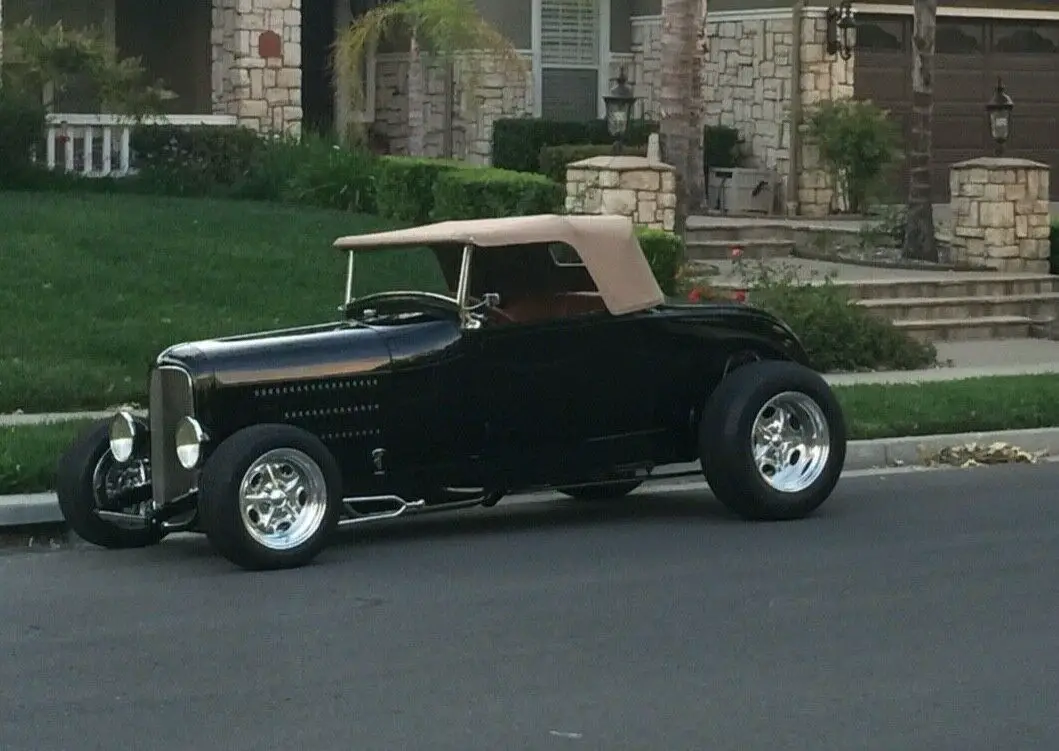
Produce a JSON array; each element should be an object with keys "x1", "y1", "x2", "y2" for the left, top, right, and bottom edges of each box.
[
  {"x1": 3, "y1": 375, "x2": 1059, "y2": 496},
  {"x1": 0, "y1": 191, "x2": 443, "y2": 413}
]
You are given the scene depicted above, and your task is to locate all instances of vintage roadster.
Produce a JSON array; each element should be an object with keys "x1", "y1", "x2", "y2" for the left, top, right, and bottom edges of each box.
[{"x1": 57, "y1": 214, "x2": 847, "y2": 571}]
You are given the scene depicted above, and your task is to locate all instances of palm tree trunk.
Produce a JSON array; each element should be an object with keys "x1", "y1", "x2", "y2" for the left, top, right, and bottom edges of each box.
[
  {"x1": 658, "y1": 0, "x2": 707, "y2": 233},
  {"x1": 902, "y1": 0, "x2": 937, "y2": 262}
]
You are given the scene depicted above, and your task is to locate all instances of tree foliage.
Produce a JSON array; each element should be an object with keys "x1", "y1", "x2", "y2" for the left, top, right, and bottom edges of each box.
[
  {"x1": 1, "y1": 19, "x2": 175, "y2": 116},
  {"x1": 332, "y1": 0, "x2": 528, "y2": 120}
]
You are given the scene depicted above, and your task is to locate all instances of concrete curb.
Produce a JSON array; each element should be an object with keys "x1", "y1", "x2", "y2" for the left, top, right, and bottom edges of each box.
[{"x1": 4, "y1": 426, "x2": 1059, "y2": 530}]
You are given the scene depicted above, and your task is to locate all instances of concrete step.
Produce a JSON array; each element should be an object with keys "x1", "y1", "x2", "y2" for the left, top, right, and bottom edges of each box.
[
  {"x1": 685, "y1": 239, "x2": 794, "y2": 261},
  {"x1": 857, "y1": 292, "x2": 1059, "y2": 322},
  {"x1": 844, "y1": 274, "x2": 1059, "y2": 301},
  {"x1": 893, "y1": 316, "x2": 1036, "y2": 343}
]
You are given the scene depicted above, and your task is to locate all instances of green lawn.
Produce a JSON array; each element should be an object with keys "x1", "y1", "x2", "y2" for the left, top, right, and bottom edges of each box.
[
  {"x1": 6, "y1": 375, "x2": 1059, "y2": 495},
  {"x1": 0, "y1": 191, "x2": 443, "y2": 412}
]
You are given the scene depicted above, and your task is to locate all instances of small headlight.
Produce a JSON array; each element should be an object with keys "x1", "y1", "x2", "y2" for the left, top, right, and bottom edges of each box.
[
  {"x1": 108, "y1": 411, "x2": 137, "y2": 463},
  {"x1": 175, "y1": 417, "x2": 208, "y2": 470}
]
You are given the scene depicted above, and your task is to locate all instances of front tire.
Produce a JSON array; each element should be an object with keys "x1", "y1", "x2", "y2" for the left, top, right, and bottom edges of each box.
[
  {"x1": 699, "y1": 360, "x2": 846, "y2": 521},
  {"x1": 198, "y1": 424, "x2": 343, "y2": 571},
  {"x1": 55, "y1": 421, "x2": 161, "y2": 549}
]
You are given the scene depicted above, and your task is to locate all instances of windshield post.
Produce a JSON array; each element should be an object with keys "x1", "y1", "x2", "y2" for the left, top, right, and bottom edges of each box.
[
  {"x1": 455, "y1": 243, "x2": 475, "y2": 327},
  {"x1": 343, "y1": 250, "x2": 355, "y2": 306}
]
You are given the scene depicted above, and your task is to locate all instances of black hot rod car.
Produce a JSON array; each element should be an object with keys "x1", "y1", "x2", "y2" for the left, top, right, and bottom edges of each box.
[{"x1": 57, "y1": 214, "x2": 847, "y2": 571}]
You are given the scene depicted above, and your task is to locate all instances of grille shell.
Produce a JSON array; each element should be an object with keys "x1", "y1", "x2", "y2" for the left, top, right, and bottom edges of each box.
[{"x1": 149, "y1": 365, "x2": 197, "y2": 506}]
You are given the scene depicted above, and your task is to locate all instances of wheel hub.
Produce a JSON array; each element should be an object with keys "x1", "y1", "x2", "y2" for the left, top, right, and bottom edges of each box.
[
  {"x1": 750, "y1": 391, "x2": 831, "y2": 494},
  {"x1": 238, "y1": 449, "x2": 328, "y2": 550}
]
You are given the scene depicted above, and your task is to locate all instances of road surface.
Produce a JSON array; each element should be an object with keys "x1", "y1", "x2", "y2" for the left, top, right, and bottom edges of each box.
[{"x1": 2, "y1": 464, "x2": 1058, "y2": 750}]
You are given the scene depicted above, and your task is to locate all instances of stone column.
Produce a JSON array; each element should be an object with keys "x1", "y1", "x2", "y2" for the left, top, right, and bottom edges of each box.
[
  {"x1": 949, "y1": 157, "x2": 1051, "y2": 273},
  {"x1": 211, "y1": 0, "x2": 303, "y2": 136},
  {"x1": 796, "y1": 13, "x2": 854, "y2": 217},
  {"x1": 565, "y1": 155, "x2": 677, "y2": 232}
]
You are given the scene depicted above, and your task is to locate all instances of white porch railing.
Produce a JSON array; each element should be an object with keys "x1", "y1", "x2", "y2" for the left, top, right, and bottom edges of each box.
[{"x1": 35, "y1": 114, "x2": 239, "y2": 178}]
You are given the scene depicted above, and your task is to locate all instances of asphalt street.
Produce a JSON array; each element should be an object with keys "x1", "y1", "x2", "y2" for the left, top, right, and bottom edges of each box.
[{"x1": 2, "y1": 464, "x2": 1059, "y2": 751}]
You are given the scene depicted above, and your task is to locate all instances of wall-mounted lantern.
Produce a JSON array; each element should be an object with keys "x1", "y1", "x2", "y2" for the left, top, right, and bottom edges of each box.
[{"x1": 826, "y1": 0, "x2": 856, "y2": 60}]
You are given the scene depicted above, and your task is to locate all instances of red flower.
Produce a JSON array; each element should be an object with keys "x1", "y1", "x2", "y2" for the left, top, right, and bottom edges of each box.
[
  {"x1": 688, "y1": 287, "x2": 703, "y2": 302},
  {"x1": 732, "y1": 289, "x2": 747, "y2": 303},
  {"x1": 731, "y1": 246, "x2": 743, "y2": 259}
]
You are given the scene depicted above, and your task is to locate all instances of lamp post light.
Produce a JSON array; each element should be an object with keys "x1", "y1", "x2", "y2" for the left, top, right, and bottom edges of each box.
[
  {"x1": 826, "y1": 0, "x2": 856, "y2": 60},
  {"x1": 603, "y1": 67, "x2": 637, "y2": 155},
  {"x1": 986, "y1": 77, "x2": 1014, "y2": 157}
]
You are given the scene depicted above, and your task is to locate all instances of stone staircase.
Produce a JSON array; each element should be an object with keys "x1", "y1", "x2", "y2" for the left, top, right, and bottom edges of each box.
[
  {"x1": 847, "y1": 275, "x2": 1059, "y2": 342},
  {"x1": 685, "y1": 216, "x2": 1059, "y2": 343}
]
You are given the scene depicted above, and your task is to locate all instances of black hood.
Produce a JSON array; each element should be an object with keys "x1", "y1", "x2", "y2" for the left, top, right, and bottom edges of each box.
[{"x1": 156, "y1": 321, "x2": 392, "y2": 389}]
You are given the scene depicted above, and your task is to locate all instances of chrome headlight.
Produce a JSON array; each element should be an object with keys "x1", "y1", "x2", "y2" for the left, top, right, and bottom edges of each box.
[
  {"x1": 108, "y1": 411, "x2": 138, "y2": 463},
  {"x1": 175, "y1": 417, "x2": 208, "y2": 470}
]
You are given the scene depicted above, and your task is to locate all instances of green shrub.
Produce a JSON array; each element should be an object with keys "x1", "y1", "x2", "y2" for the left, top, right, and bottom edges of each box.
[
  {"x1": 538, "y1": 143, "x2": 648, "y2": 183},
  {"x1": 131, "y1": 124, "x2": 266, "y2": 196},
  {"x1": 375, "y1": 156, "x2": 469, "y2": 223},
  {"x1": 1050, "y1": 222, "x2": 1059, "y2": 274},
  {"x1": 739, "y1": 263, "x2": 936, "y2": 372},
  {"x1": 0, "y1": 89, "x2": 47, "y2": 188},
  {"x1": 635, "y1": 228, "x2": 684, "y2": 295},
  {"x1": 431, "y1": 167, "x2": 564, "y2": 221},
  {"x1": 275, "y1": 135, "x2": 378, "y2": 212},
  {"x1": 804, "y1": 99, "x2": 902, "y2": 214}
]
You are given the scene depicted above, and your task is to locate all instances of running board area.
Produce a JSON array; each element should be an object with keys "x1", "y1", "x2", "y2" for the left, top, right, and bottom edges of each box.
[{"x1": 338, "y1": 489, "x2": 499, "y2": 527}]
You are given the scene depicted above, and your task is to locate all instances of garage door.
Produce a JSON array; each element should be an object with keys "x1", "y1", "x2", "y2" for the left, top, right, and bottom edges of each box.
[{"x1": 853, "y1": 14, "x2": 1059, "y2": 201}]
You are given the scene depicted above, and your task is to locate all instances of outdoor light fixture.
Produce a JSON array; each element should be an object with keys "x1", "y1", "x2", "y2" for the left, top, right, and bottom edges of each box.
[
  {"x1": 826, "y1": 0, "x2": 856, "y2": 60},
  {"x1": 986, "y1": 77, "x2": 1014, "y2": 157},
  {"x1": 603, "y1": 67, "x2": 637, "y2": 155}
]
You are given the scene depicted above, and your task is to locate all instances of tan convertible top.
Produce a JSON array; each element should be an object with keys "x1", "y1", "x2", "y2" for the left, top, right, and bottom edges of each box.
[{"x1": 333, "y1": 214, "x2": 665, "y2": 315}]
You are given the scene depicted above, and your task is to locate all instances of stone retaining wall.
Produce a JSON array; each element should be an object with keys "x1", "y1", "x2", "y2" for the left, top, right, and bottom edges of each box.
[
  {"x1": 564, "y1": 155, "x2": 676, "y2": 231},
  {"x1": 949, "y1": 157, "x2": 1051, "y2": 273}
]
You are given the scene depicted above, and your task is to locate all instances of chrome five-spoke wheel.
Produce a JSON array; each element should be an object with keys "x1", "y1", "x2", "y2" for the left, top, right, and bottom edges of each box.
[
  {"x1": 239, "y1": 448, "x2": 330, "y2": 550},
  {"x1": 751, "y1": 391, "x2": 831, "y2": 494}
]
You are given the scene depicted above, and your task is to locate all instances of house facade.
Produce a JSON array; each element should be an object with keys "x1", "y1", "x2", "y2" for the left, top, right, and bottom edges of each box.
[{"x1": 2, "y1": 0, "x2": 1057, "y2": 214}]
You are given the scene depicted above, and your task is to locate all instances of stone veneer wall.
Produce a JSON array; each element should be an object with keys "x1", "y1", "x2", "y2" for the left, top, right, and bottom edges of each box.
[
  {"x1": 211, "y1": 0, "x2": 302, "y2": 135},
  {"x1": 565, "y1": 155, "x2": 676, "y2": 232},
  {"x1": 949, "y1": 157, "x2": 1052, "y2": 273},
  {"x1": 628, "y1": 11, "x2": 853, "y2": 217},
  {"x1": 373, "y1": 50, "x2": 534, "y2": 164},
  {"x1": 796, "y1": 13, "x2": 854, "y2": 217}
]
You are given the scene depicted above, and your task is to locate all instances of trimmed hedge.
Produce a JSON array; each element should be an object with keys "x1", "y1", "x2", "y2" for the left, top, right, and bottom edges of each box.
[
  {"x1": 432, "y1": 167, "x2": 564, "y2": 221},
  {"x1": 375, "y1": 155, "x2": 468, "y2": 223},
  {"x1": 492, "y1": 118, "x2": 657, "y2": 174},
  {"x1": 636, "y1": 228, "x2": 684, "y2": 296},
  {"x1": 0, "y1": 89, "x2": 47, "y2": 187},
  {"x1": 130, "y1": 124, "x2": 266, "y2": 195},
  {"x1": 538, "y1": 143, "x2": 648, "y2": 183},
  {"x1": 493, "y1": 117, "x2": 745, "y2": 180},
  {"x1": 1051, "y1": 222, "x2": 1059, "y2": 274}
]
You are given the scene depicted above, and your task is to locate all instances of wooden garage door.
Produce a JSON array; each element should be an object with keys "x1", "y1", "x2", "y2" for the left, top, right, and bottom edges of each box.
[{"x1": 854, "y1": 14, "x2": 1059, "y2": 201}]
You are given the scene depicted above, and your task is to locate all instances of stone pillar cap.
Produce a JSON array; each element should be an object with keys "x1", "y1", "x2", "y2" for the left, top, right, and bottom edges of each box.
[
  {"x1": 952, "y1": 156, "x2": 1050, "y2": 170},
  {"x1": 569, "y1": 155, "x2": 675, "y2": 171}
]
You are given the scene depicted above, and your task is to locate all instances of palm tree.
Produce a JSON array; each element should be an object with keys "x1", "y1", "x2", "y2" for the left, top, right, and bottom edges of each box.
[
  {"x1": 658, "y1": 0, "x2": 707, "y2": 233},
  {"x1": 332, "y1": 0, "x2": 527, "y2": 154},
  {"x1": 902, "y1": 0, "x2": 938, "y2": 262}
]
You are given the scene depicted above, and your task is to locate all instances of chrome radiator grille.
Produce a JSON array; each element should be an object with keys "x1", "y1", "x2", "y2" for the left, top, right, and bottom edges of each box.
[{"x1": 149, "y1": 365, "x2": 196, "y2": 505}]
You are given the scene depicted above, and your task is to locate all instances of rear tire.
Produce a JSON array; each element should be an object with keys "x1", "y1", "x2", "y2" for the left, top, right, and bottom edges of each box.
[
  {"x1": 198, "y1": 424, "x2": 343, "y2": 571},
  {"x1": 699, "y1": 360, "x2": 846, "y2": 521},
  {"x1": 55, "y1": 421, "x2": 161, "y2": 549}
]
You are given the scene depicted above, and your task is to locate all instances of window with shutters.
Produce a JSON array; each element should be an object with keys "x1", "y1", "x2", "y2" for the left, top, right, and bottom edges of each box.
[{"x1": 539, "y1": 0, "x2": 601, "y2": 121}]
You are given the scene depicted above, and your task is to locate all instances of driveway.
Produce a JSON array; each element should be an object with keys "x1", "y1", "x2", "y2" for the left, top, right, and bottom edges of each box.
[{"x1": 2, "y1": 464, "x2": 1058, "y2": 750}]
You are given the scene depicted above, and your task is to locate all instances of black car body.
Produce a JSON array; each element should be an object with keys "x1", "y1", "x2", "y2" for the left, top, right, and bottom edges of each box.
[{"x1": 57, "y1": 214, "x2": 847, "y2": 571}]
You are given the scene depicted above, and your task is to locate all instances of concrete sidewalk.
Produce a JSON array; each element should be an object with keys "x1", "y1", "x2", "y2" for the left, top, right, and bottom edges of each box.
[{"x1": 5, "y1": 426, "x2": 1059, "y2": 529}]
